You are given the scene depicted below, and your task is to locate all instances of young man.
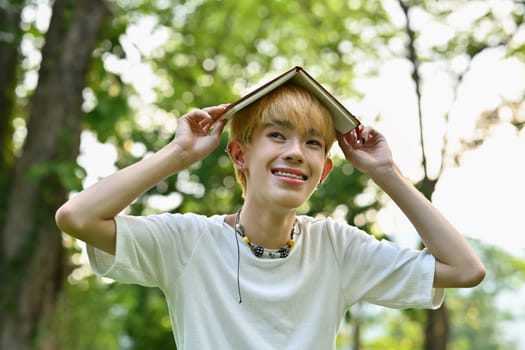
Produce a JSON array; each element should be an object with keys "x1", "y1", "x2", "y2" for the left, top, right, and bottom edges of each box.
[{"x1": 56, "y1": 84, "x2": 485, "y2": 349}]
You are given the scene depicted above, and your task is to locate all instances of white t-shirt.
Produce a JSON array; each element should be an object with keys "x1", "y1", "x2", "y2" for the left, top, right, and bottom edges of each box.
[{"x1": 87, "y1": 213, "x2": 444, "y2": 349}]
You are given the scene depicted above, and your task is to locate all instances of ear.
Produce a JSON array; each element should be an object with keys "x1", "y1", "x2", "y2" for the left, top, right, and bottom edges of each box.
[
  {"x1": 320, "y1": 157, "x2": 334, "y2": 184},
  {"x1": 226, "y1": 140, "x2": 245, "y2": 169}
]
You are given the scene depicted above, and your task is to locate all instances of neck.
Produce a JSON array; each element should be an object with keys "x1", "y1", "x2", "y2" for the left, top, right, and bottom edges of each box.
[{"x1": 238, "y1": 201, "x2": 297, "y2": 249}]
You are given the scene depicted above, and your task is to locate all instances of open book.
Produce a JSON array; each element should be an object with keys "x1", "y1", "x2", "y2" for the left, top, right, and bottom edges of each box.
[{"x1": 220, "y1": 66, "x2": 360, "y2": 134}]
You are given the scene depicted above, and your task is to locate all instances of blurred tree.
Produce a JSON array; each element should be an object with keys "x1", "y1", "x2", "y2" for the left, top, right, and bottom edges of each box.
[
  {"x1": 0, "y1": 0, "x2": 109, "y2": 349},
  {"x1": 394, "y1": 0, "x2": 525, "y2": 349},
  {"x1": 0, "y1": 0, "x2": 24, "y2": 192}
]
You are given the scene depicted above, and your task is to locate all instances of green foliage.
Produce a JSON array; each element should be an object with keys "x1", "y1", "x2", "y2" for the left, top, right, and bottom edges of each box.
[
  {"x1": 445, "y1": 240, "x2": 523, "y2": 350},
  {"x1": 121, "y1": 287, "x2": 175, "y2": 350},
  {"x1": 27, "y1": 160, "x2": 85, "y2": 192},
  {"x1": 84, "y1": 75, "x2": 132, "y2": 143},
  {"x1": 41, "y1": 276, "x2": 125, "y2": 350},
  {"x1": 367, "y1": 311, "x2": 425, "y2": 349}
]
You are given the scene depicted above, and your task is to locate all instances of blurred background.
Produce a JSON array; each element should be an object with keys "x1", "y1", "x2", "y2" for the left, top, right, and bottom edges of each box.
[{"x1": 1, "y1": 0, "x2": 524, "y2": 349}]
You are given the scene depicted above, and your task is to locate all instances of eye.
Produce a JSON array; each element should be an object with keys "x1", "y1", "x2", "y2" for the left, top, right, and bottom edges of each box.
[
  {"x1": 306, "y1": 139, "x2": 324, "y2": 148},
  {"x1": 268, "y1": 131, "x2": 286, "y2": 140}
]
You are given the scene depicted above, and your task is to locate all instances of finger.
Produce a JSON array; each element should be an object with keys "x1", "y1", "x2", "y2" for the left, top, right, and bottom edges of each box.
[
  {"x1": 336, "y1": 132, "x2": 350, "y2": 147},
  {"x1": 336, "y1": 133, "x2": 355, "y2": 160},
  {"x1": 360, "y1": 126, "x2": 382, "y2": 145},
  {"x1": 184, "y1": 110, "x2": 215, "y2": 134},
  {"x1": 185, "y1": 109, "x2": 212, "y2": 122},
  {"x1": 209, "y1": 118, "x2": 227, "y2": 137},
  {"x1": 338, "y1": 127, "x2": 361, "y2": 147},
  {"x1": 203, "y1": 104, "x2": 230, "y2": 120},
  {"x1": 355, "y1": 125, "x2": 372, "y2": 144},
  {"x1": 360, "y1": 127, "x2": 369, "y2": 145}
]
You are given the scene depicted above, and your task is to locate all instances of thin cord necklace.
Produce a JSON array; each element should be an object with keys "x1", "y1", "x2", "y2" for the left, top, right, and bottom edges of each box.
[
  {"x1": 234, "y1": 210, "x2": 298, "y2": 259},
  {"x1": 233, "y1": 210, "x2": 300, "y2": 303}
]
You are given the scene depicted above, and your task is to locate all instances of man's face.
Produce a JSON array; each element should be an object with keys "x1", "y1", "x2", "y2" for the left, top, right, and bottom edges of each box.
[{"x1": 239, "y1": 116, "x2": 332, "y2": 209}]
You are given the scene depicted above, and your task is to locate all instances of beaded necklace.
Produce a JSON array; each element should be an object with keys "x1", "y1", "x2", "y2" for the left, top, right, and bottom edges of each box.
[
  {"x1": 234, "y1": 211, "x2": 298, "y2": 258},
  {"x1": 233, "y1": 210, "x2": 300, "y2": 303}
]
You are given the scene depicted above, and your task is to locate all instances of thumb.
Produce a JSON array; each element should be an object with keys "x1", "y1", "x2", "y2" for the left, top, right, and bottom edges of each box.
[{"x1": 209, "y1": 118, "x2": 227, "y2": 137}]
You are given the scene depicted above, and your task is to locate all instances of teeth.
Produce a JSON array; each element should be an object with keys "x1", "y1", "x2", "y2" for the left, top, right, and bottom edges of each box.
[{"x1": 274, "y1": 171, "x2": 305, "y2": 180}]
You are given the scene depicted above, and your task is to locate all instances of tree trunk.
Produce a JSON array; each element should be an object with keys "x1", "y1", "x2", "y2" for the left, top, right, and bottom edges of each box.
[
  {"x1": 0, "y1": 0, "x2": 109, "y2": 349},
  {"x1": 396, "y1": 0, "x2": 452, "y2": 344},
  {"x1": 417, "y1": 177, "x2": 449, "y2": 350},
  {"x1": 424, "y1": 305, "x2": 449, "y2": 350},
  {"x1": 0, "y1": 1, "x2": 24, "y2": 212}
]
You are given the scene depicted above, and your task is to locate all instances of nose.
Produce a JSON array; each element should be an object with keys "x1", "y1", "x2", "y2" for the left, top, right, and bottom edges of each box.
[{"x1": 283, "y1": 138, "x2": 304, "y2": 163}]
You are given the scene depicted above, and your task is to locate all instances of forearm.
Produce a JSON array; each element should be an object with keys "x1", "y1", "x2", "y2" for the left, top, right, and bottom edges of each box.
[
  {"x1": 80, "y1": 145, "x2": 186, "y2": 214},
  {"x1": 56, "y1": 144, "x2": 190, "y2": 238},
  {"x1": 369, "y1": 164, "x2": 485, "y2": 287}
]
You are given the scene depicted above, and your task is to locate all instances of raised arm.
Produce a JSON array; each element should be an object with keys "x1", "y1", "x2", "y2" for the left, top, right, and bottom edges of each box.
[
  {"x1": 337, "y1": 126, "x2": 486, "y2": 288},
  {"x1": 55, "y1": 105, "x2": 228, "y2": 255}
]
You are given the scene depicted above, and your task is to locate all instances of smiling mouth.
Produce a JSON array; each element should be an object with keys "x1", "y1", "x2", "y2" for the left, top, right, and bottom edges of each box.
[{"x1": 272, "y1": 170, "x2": 308, "y2": 181}]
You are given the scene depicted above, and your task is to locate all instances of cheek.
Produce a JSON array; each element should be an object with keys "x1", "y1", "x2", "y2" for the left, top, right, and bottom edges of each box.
[{"x1": 309, "y1": 152, "x2": 327, "y2": 168}]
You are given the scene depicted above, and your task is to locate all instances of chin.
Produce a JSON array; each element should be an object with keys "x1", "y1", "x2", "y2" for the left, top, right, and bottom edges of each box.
[{"x1": 270, "y1": 191, "x2": 312, "y2": 209}]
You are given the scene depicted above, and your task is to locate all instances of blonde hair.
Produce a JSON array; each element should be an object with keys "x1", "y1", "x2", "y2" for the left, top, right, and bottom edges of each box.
[{"x1": 229, "y1": 83, "x2": 336, "y2": 193}]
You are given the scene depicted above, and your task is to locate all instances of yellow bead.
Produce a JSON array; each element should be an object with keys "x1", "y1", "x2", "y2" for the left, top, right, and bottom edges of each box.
[
  {"x1": 288, "y1": 240, "x2": 295, "y2": 247},
  {"x1": 243, "y1": 236, "x2": 250, "y2": 244}
]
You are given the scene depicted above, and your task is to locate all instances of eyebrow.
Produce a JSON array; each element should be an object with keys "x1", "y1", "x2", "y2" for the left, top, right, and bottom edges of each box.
[{"x1": 264, "y1": 118, "x2": 293, "y2": 130}]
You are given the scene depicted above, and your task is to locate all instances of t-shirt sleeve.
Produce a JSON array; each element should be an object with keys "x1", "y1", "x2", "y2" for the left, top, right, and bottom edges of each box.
[
  {"x1": 87, "y1": 213, "x2": 206, "y2": 289},
  {"x1": 331, "y1": 220, "x2": 444, "y2": 310}
]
